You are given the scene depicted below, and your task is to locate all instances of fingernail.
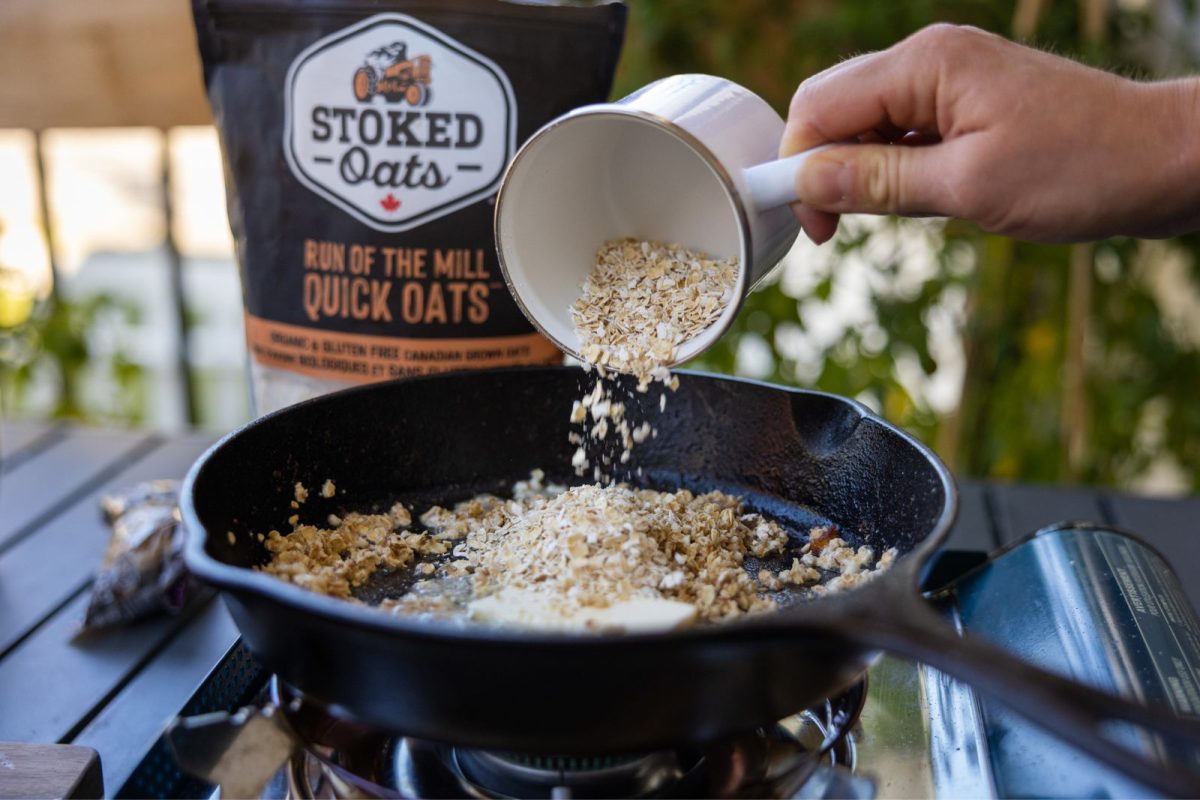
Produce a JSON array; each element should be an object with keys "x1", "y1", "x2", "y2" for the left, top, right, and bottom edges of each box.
[{"x1": 798, "y1": 154, "x2": 851, "y2": 209}]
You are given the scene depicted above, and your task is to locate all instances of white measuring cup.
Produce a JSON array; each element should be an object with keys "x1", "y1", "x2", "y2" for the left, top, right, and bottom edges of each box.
[{"x1": 494, "y1": 73, "x2": 819, "y2": 366}]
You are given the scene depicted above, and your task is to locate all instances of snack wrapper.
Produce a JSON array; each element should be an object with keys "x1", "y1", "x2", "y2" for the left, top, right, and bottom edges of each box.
[{"x1": 77, "y1": 480, "x2": 211, "y2": 634}]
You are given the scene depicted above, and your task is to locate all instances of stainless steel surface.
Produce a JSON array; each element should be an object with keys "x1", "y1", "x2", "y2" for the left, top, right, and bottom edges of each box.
[
  {"x1": 853, "y1": 655, "x2": 933, "y2": 799},
  {"x1": 921, "y1": 662, "x2": 997, "y2": 798},
  {"x1": 949, "y1": 524, "x2": 1200, "y2": 797},
  {"x1": 451, "y1": 749, "x2": 688, "y2": 798},
  {"x1": 794, "y1": 765, "x2": 875, "y2": 799},
  {"x1": 166, "y1": 705, "x2": 297, "y2": 799}
]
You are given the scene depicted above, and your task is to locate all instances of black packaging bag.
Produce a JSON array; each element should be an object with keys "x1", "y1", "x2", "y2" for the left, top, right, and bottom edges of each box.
[{"x1": 192, "y1": 0, "x2": 626, "y2": 410}]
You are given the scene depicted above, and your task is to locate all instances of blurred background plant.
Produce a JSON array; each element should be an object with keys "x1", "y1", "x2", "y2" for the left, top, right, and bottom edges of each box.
[
  {"x1": 0, "y1": 219, "x2": 147, "y2": 423},
  {"x1": 617, "y1": 0, "x2": 1200, "y2": 492},
  {"x1": 2, "y1": 0, "x2": 1199, "y2": 492}
]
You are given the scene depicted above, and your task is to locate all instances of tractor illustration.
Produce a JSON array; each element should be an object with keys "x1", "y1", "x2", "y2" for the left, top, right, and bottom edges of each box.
[{"x1": 352, "y1": 42, "x2": 432, "y2": 106}]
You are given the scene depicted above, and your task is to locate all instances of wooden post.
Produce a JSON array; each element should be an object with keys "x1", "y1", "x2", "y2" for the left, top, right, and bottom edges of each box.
[
  {"x1": 31, "y1": 132, "x2": 61, "y2": 300},
  {"x1": 1062, "y1": 243, "x2": 1093, "y2": 477},
  {"x1": 1013, "y1": 0, "x2": 1048, "y2": 39},
  {"x1": 161, "y1": 131, "x2": 199, "y2": 426}
]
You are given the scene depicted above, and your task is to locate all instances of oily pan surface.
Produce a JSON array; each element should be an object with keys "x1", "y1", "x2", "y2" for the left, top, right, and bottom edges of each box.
[{"x1": 188, "y1": 367, "x2": 951, "y2": 627}]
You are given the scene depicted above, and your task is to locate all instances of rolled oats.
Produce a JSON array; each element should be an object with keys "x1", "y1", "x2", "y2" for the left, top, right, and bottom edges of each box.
[
  {"x1": 571, "y1": 239, "x2": 737, "y2": 388},
  {"x1": 255, "y1": 473, "x2": 899, "y2": 631},
  {"x1": 568, "y1": 239, "x2": 737, "y2": 478},
  {"x1": 258, "y1": 502, "x2": 429, "y2": 598},
  {"x1": 414, "y1": 478, "x2": 789, "y2": 625}
]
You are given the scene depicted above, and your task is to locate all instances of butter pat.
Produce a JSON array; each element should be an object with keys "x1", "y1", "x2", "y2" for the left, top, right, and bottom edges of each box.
[{"x1": 468, "y1": 587, "x2": 697, "y2": 633}]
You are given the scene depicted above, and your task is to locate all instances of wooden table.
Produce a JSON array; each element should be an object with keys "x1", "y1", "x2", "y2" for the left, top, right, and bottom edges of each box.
[{"x1": 1, "y1": 420, "x2": 1198, "y2": 797}]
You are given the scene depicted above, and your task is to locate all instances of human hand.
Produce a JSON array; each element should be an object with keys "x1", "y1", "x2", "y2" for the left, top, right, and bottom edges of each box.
[{"x1": 782, "y1": 24, "x2": 1200, "y2": 244}]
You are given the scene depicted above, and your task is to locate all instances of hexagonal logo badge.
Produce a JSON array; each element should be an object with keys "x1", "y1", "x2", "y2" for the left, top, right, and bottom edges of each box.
[{"x1": 284, "y1": 14, "x2": 517, "y2": 231}]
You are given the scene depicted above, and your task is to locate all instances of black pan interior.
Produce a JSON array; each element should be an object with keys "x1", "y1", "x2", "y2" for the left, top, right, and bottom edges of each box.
[{"x1": 195, "y1": 366, "x2": 949, "y2": 616}]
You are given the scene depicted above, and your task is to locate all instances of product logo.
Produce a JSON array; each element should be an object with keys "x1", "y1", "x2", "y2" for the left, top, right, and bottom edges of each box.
[
  {"x1": 284, "y1": 14, "x2": 517, "y2": 231},
  {"x1": 352, "y1": 42, "x2": 432, "y2": 106}
]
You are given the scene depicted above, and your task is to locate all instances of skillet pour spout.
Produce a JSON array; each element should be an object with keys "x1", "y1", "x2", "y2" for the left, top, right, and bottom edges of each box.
[{"x1": 181, "y1": 367, "x2": 1200, "y2": 795}]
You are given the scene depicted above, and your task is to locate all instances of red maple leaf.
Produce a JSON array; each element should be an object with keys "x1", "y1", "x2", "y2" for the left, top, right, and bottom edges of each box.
[{"x1": 380, "y1": 193, "x2": 401, "y2": 212}]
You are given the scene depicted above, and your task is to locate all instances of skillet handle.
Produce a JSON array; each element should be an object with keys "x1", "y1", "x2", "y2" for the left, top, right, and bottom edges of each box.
[{"x1": 840, "y1": 583, "x2": 1200, "y2": 798}]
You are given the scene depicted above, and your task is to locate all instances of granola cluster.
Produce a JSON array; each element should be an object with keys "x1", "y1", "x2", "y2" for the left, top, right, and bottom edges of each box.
[
  {"x1": 762, "y1": 524, "x2": 897, "y2": 596},
  {"x1": 259, "y1": 482, "x2": 442, "y2": 598}
]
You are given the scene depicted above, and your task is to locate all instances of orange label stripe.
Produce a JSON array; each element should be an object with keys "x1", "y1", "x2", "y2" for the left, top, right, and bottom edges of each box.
[{"x1": 244, "y1": 313, "x2": 561, "y2": 384}]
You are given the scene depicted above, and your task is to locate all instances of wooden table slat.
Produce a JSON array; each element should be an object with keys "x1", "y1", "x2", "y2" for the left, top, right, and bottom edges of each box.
[
  {"x1": 986, "y1": 483, "x2": 1108, "y2": 544},
  {"x1": 0, "y1": 430, "x2": 158, "y2": 552},
  {"x1": 69, "y1": 601, "x2": 239, "y2": 794},
  {"x1": 0, "y1": 435, "x2": 218, "y2": 656},
  {"x1": 0, "y1": 421, "x2": 60, "y2": 466},
  {"x1": 944, "y1": 480, "x2": 999, "y2": 552},
  {"x1": 0, "y1": 742, "x2": 103, "y2": 800},
  {"x1": 0, "y1": 591, "x2": 183, "y2": 744}
]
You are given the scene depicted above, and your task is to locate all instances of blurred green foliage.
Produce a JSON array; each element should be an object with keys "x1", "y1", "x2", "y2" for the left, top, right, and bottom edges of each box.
[
  {"x1": 0, "y1": 283, "x2": 145, "y2": 424},
  {"x1": 4, "y1": 1, "x2": 1199, "y2": 492},
  {"x1": 615, "y1": 0, "x2": 1200, "y2": 490}
]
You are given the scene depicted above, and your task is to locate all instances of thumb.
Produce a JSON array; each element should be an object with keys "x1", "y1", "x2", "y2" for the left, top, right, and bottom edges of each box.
[{"x1": 795, "y1": 143, "x2": 949, "y2": 217}]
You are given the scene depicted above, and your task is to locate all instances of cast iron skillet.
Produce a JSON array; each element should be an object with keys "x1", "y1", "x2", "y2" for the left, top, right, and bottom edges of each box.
[{"x1": 182, "y1": 367, "x2": 1200, "y2": 796}]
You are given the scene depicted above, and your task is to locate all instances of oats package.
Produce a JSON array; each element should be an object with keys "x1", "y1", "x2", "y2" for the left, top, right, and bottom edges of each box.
[{"x1": 192, "y1": 0, "x2": 626, "y2": 412}]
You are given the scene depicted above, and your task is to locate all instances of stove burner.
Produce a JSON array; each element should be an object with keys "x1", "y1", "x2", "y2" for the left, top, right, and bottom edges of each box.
[
  {"x1": 265, "y1": 675, "x2": 868, "y2": 799},
  {"x1": 449, "y1": 747, "x2": 694, "y2": 798}
]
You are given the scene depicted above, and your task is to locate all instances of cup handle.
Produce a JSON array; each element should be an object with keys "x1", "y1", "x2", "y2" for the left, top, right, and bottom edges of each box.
[{"x1": 742, "y1": 145, "x2": 834, "y2": 212}]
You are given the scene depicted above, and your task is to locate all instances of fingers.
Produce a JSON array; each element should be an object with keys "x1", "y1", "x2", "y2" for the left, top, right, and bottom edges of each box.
[
  {"x1": 778, "y1": 24, "x2": 997, "y2": 236},
  {"x1": 791, "y1": 205, "x2": 840, "y2": 245},
  {"x1": 794, "y1": 142, "x2": 954, "y2": 217},
  {"x1": 779, "y1": 24, "x2": 965, "y2": 158}
]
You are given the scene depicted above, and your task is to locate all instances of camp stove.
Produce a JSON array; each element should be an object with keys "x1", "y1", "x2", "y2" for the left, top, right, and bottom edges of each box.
[
  {"x1": 244, "y1": 673, "x2": 868, "y2": 799},
  {"x1": 124, "y1": 523, "x2": 1200, "y2": 798}
]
